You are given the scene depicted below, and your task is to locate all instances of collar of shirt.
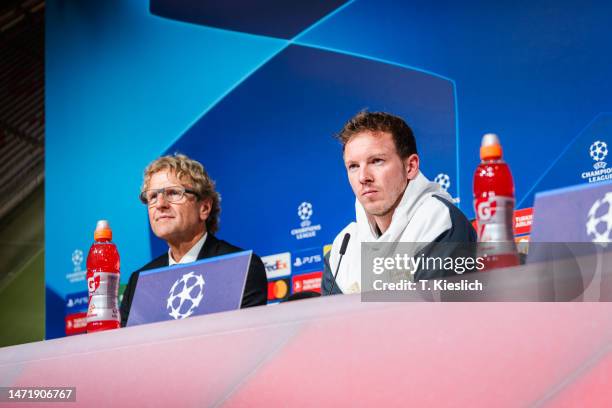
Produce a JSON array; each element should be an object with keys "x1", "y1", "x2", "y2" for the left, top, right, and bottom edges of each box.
[{"x1": 168, "y1": 233, "x2": 207, "y2": 266}]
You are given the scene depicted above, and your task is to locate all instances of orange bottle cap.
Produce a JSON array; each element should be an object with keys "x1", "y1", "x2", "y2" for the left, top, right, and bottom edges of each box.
[
  {"x1": 480, "y1": 133, "x2": 503, "y2": 160},
  {"x1": 94, "y1": 219, "x2": 113, "y2": 241}
]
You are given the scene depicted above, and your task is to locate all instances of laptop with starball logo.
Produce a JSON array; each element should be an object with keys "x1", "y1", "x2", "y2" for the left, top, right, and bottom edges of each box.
[
  {"x1": 527, "y1": 180, "x2": 612, "y2": 301},
  {"x1": 126, "y1": 251, "x2": 252, "y2": 327},
  {"x1": 528, "y1": 180, "x2": 612, "y2": 246}
]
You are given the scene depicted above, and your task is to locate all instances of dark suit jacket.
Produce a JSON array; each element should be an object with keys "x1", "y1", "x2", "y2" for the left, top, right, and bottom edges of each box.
[{"x1": 119, "y1": 234, "x2": 268, "y2": 327}]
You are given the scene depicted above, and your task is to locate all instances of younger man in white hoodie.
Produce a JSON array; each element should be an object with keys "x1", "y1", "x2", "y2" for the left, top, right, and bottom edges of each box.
[{"x1": 322, "y1": 111, "x2": 477, "y2": 295}]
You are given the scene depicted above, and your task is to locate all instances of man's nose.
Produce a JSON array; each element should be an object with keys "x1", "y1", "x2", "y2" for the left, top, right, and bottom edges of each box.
[
  {"x1": 154, "y1": 192, "x2": 170, "y2": 208},
  {"x1": 359, "y1": 166, "x2": 373, "y2": 184}
]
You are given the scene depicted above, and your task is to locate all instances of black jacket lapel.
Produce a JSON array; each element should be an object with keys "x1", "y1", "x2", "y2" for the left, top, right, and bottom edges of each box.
[{"x1": 197, "y1": 233, "x2": 219, "y2": 259}]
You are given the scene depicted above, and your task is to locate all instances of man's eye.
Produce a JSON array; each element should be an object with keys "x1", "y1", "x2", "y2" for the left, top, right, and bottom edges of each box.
[
  {"x1": 373, "y1": 158, "x2": 384, "y2": 165},
  {"x1": 347, "y1": 164, "x2": 358, "y2": 171},
  {"x1": 166, "y1": 188, "x2": 182, "y2": 199}
]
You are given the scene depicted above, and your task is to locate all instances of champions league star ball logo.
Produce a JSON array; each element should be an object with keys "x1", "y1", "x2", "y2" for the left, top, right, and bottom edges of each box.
[
  {"x1": 589, "y1": 140, "x2": 608, "y2": 170},
  {"x1": 582, "y1": 140, "x2": 611, "y2": 183},
  {"x1": 291, "y1": 201, "x2": 321, "y2": 240},
  {"x1": 586, "y1": 192, "x2": 612, "y2": 247},
  {"x1": 166, "y1": 271, "x2": 205, "y2": 320},
  {"x1": 71, "y1": 249, "x2": 83, "y2": 272},
  {"x1": 434, "y1": 173, "x2": 451, "y2": 192},
  {"x1": 298, "y1": 202, "x2": 313, "y2": 223}
]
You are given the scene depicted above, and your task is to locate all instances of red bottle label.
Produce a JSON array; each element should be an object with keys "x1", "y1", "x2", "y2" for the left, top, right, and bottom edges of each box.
[
  {"x1": 87, "y1": 272, "x2": 120, "y2": 323},
  {"x1": 475, "y1": 195, "x2": 515, "y2": 241}
]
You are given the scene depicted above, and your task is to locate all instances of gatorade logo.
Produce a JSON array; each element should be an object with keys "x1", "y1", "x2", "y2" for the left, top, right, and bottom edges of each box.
[
  {"x1": 477, "y1": 197, "x2": 497, "y2": 221},
  {"x1": 88, "y1": 275, "x2": 100, "y2": 293}
]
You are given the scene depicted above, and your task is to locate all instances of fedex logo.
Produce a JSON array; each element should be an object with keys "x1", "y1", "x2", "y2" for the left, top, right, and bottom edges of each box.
[{"x1": 262, "y1": 252, "x2": 291, "y2": 279}]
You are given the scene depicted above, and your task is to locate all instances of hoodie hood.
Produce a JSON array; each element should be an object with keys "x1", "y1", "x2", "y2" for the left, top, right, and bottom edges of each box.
[
  {"x1": 329, "y1": 171, "x2": 454, "y2": 294},
  {"x1": 355, "y1": 171, "x2": 452, "y2": 242}
]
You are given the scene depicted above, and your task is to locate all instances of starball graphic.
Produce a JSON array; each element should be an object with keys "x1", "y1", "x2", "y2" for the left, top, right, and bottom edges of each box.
[
  {"x1": 586, "y1": 192, "x2": 612, "y2": 247},
  {"x1": 71, "y1": 249, "x2": 83, "y2": 272},
  {"x1": 291, "y1": 201, "x2": 321, "y2": 240},
  {"x1": 590, "y1": 140, "x2": 608, "y2": 168},
  {"x1": 582, "y1": 140, "x2": 612, "y2": 183},
  {"x1": 434, "y1": 173, "x2": 451, "y2": 192},
  {"x1": 166, "y1": 272, "x2": 205, "y2": 320}
]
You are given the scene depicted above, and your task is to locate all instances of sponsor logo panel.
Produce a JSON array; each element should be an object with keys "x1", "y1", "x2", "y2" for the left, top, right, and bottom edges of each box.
[
  {"x1": 262, "y1": 252, "x2": 291, "y2": 279},
  {"x1": 65, "y1": 312, "x2": 87, "y2": 336},
  {"x1": 514, "y1": 207, "x2": 533, "y2": 236},
  {"x1": 292, "y1": 271, "x2": 323, "y2": 294},
  {"x1": 65, "y1": 291, "x2": 89, "y2": 315},
  {"x1": 267, "y1": 278, "x2": 290, "y2": 303},
  {"x1": 292, "y1": 247, "x2": 323, "y2": 273}
]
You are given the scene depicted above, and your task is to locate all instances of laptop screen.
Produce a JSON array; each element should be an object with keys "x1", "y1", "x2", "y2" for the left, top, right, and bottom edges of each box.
[
  {"x1": 529, "y1": 180, "x2": 612, "y2": 245},
  {"x1": 126, "y1": 250, "x2": 252, "y2": 327}
]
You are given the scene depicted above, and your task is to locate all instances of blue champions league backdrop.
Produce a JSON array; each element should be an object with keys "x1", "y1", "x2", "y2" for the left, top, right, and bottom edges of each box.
[{"x1": 46, "y1": 0, "x2": 612, "y2": 338}]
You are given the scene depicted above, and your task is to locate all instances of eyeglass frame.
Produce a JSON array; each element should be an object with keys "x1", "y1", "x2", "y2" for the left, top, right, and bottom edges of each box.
[{"x1": 139, "y1": 185, "x2": 201, "y2": 206}]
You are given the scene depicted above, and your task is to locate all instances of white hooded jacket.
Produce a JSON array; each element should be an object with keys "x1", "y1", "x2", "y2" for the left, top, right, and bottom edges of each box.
[{"x1": 327, "y1": 171, "x2": 456, "y2": 294}]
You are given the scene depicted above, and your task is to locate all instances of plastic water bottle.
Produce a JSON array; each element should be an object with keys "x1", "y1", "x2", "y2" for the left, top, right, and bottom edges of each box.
[
  {"x1": 473, "y1": 133, "x2": 520, "y2": 269},
  {"x1": 86, "y1": 220, "x2": 120, "y2": 332}
]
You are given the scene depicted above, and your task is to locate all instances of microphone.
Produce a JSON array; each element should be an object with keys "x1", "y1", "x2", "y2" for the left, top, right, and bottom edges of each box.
[{"x1": 329, "y1": 233, "x2": 350, "y2": 295}]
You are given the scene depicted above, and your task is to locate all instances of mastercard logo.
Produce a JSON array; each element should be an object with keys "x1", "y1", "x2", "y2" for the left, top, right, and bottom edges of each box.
[{"x1": 268, "y1": 279, "x2": 289, "y2": 300}]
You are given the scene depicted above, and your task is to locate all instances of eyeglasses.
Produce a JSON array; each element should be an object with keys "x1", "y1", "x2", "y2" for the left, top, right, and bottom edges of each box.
[{"x1": 139, "y1": 186, "x2": 200, "y2": 205}]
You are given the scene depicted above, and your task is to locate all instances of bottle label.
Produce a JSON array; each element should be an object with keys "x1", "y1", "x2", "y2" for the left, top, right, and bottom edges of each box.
[
  {"x1": 87, "y1": 272, "x2": 120, "y2": 323},
  {"x1": 475, "y1": 195, "x2": 515, "y2": 242}
]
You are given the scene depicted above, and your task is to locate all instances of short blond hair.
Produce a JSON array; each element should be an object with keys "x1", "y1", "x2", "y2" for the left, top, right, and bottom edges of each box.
[{"x1": 142, "y1": 153, "x2": 221, "y2": 234}]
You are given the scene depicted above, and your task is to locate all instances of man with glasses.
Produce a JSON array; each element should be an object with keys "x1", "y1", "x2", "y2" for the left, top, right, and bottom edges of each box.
[{"x1": 119, "y1": 154, "x2": 268, "y2": 326}]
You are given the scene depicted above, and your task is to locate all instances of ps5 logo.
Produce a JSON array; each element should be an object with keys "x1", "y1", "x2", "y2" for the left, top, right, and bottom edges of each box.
[{"x1": 293, "y1": 254, "x2": 322, "y2": 268}]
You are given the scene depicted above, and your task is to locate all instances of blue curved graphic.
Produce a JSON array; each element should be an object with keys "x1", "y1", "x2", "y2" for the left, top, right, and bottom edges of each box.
[
  {"x1": 518, "y1": 113, "x2": 612, "y2": 208},
  {"x1": 150, "y1": 0, "x2": 349, "y2": 39},
  {"x1": 46, "y1": 0, "x2": 612, "y2": 339},
  {"x1": 154, "y1": 44, "x2": 457, "y2": 257}
]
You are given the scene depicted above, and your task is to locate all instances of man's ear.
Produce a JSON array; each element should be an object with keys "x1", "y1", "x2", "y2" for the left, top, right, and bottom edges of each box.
[
  {"x1": 199, "y1": 197, "x2": 212, "y2": 222},
  {"x1": 404, "y1": 153, "x2": 420, "y2": 180}
]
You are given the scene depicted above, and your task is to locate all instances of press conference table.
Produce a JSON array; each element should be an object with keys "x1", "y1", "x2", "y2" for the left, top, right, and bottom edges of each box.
[{"x1": 1, "y1": 254, "x2": 612, "y2": 407}]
